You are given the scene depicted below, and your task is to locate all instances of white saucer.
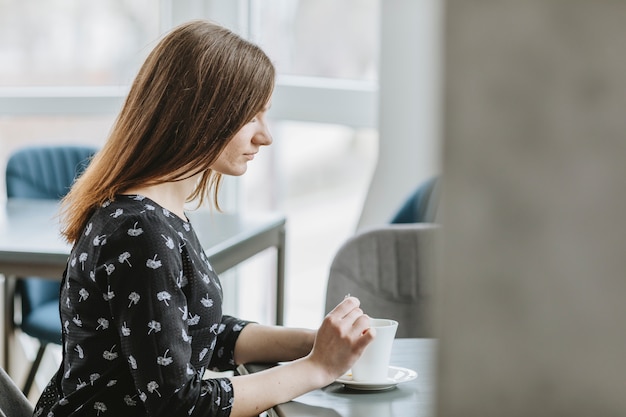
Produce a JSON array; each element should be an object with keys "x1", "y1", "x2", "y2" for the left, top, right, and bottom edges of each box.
[{"x1": 336, "y1": 366, "x2": 417, "y2": 391}]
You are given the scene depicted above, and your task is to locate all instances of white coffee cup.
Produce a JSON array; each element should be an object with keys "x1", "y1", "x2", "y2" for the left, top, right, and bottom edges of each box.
[{"x1": 351, "y1": 318, "x2": 398, "y2": 382}]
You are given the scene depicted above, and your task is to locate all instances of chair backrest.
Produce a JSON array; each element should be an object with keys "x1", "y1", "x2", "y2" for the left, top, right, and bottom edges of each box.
[
  {"x1": 0, "y1": 367, "x2": 34, "y2": 417},
  {"x1": 5, "y1": 144, "x2": 98, "y2": 314},
  {"x1": 390, "y1": 176, "x2": 440, "y2": 224},
  {"x1": 325, "y1": 223, "x2": 440, "y2": 338},
  {"x1": 6, "y1": 145, "x2": 97, "y2": 199}
]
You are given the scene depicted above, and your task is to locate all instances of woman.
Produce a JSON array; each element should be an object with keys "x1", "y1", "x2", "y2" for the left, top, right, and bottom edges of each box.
[{"x1": 33, "y1": 20, "x2": 373, "y2": 417}]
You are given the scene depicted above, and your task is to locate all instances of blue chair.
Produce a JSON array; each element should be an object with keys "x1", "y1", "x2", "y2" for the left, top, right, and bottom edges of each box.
[
  {"x1": 5, "y1": 144, "x2": 97, "y2": 395},
  {"x1": 390, "y1": 176, "x2": 440, "y2": 224}
]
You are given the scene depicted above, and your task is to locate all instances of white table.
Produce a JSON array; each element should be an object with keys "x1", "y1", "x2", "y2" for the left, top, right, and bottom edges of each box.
[{"x1": 1, "y1": 198, "x2": 286, "y2": 369}]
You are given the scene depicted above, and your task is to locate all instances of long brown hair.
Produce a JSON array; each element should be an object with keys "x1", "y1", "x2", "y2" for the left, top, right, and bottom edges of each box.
[{"x1": 60, "y1": 20, "x2": 275, "y2": 243}]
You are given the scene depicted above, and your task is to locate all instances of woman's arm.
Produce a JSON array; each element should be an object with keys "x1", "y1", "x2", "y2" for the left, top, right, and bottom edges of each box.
[
  {"x1": 233, "y1": 323, "x2": 315, "y2": 365},
  {"x1": 228, "y1": 296, "x2": 374, "y2": 417}
]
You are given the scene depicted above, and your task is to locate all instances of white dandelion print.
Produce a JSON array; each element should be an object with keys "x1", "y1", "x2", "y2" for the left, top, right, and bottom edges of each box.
[
  {"x1": 128, "y1": 292, "x2": 140, "y2": 307},
  {"x1": 179, "y1": 304, "x2": 188, "y2": 320},
  {"x1": 147, "y1": 320, "x2": 161, "y2": 334},
  {"x1": 147, "y1": 381, "x2": 161, "y2": 397},
  {"x1": 103, "y1": 285, "x2": 115, "y2": 301},
  {"x1": 124, "y1": 395, "x2": 137, "y2": 406},
  {"x1": 157, "y1": 291, "x2": 172, "y2": 306},
  {"x1": 127, "y1": 222, "x2": 143, "y2": 237},
  {"x1": 181, "y1": 328, "x2": 191, "y2": 343},
  {"x1": 157, "y1": 349, "x2": 173, "y2": 366},
  {"x1": 79, "y1": 252, "x2": 88, "y2": 269},
  {"x1": 128, "y1": 355, "x2": 137, "y2": 370},
  {"x1": 146, "y1": 254, "x2": 162, "y2": 269},
  {"x1": 176, "y1": 271, "x2": 188, "y2": 288},
  {"x1": 74, "y1": 344, "x2": 84, "y2": 359},
  {"x1": 187, "y1": 313, "x2": 200, "y2": 326},
  {"x1": 220, "y1": 379, "x2": 232, "y2": 393},
  {"x1": 201, "y1": 295, "x2": 213, "y2": 308},
  {"x1": 93, "y1": 402, "x2": 107, "y2": 416},
  {"x1": 96, "y1": 318, "x2": 109, "y2": 330},
  {"x1": 121, "y1": 322, "x2": 131, "y2": 336},
  {"x1": 85, "y1": 222, "x2": 93, "y2": 236},
  {"x1": 103, "y1": 345, "x2": 118, "y2": 360},
  {"x1": 78, "y1": 288, "x2": 89, "y2": 302},
  {"x1": 104, "y1": 263, "x2": 115, "y2": 276},
  {"x1": 93, "y1": 234, "x2": 107, "y2": 246},
  {"x1": 118, "y1": 252, "x2": 132, "y2": 266},
  {"x1": 110, "y1": 208, "x2": 123, "y2": 218},
  {"x1": 161, "y1": 234, "x2": 175, "y2": 249}
]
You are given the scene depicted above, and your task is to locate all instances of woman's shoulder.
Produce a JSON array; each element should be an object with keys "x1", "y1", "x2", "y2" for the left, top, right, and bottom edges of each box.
[{"x1": 84, "y1": 195, "x2": 189, "y2": 240}]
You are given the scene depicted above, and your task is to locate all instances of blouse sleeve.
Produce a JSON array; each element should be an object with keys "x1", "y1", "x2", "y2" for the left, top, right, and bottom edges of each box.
[
  {"x1": 209, "y1": 315, "x2": 253, "y2": 371},
  {"x1": 99, "y1": 214, "x2": 236, "y2": 417}
]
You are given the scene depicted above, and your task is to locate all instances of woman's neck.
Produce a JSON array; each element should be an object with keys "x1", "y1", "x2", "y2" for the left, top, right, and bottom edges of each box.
[{"x1": 123, "y1": 175, "x2": 199, "y2": 221}]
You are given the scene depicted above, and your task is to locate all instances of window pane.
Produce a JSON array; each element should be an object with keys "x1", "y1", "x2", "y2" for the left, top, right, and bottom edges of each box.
[
  {"x1": 241, "y1": 121, "x2": 378, "y2": 326},
  {"x1": 0, "y1": 0, "x2": 160, "y2": 86},
  {"x1": 251, "y1": 0, "x2": 380, "y2": 81}
]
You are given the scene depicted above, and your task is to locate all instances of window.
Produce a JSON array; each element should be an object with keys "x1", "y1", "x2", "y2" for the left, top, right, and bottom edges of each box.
[
  {"x1": 0, "y1": 0, "x2": 160, "y2": 86},
  {"x1": 250, "y1": 0, "x2": 379, "y2": 81},
  {"x1": 0, "y1": 0, "x2": 381, "y2": 329}
]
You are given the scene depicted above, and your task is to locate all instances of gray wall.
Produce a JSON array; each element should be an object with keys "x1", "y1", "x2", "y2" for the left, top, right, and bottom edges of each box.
[{"x1": 437, "y1": 1, "x2": 626, "y2": 415}]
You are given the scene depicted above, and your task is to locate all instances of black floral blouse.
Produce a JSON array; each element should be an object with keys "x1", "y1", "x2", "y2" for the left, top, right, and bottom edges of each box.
[{"x1": 33, "y1": 195, "x2": 250, "y2": 417}]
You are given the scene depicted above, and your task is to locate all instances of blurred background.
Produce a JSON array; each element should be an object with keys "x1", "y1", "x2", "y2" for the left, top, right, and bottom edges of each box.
[{"x1": 0, "y1": 0, "x2": 441, "y2": 394}]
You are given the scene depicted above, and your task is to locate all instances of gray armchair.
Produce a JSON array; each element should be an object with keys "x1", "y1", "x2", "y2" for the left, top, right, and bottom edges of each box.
[
  {"x1": 325, "y1": 223, "x2": 440, "y2": 338},
  {"x1": 0, "y1": 367, "x2": 33, "y2": 417}
]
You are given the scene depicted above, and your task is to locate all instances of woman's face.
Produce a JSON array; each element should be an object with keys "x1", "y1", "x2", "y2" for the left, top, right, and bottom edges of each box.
[{"x1": 210, "y1": 102, "x2": 273, "y2": 176}]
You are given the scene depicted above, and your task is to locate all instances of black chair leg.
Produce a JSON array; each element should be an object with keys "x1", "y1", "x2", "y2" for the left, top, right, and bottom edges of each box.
[{"x1": 22, "y1": 344, "x2": 47, "y2": 396}]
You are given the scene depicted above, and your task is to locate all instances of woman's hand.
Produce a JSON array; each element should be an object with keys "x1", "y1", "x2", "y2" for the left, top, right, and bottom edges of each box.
[
  {"x1": 228, "y1": 297, "x2": 374, "y2": 416},
  {"x1": 306, "y1": 296, "x2": 375, "y2": 385}
]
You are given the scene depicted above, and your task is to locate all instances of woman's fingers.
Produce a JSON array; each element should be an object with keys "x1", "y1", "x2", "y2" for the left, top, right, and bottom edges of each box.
[
  {"x1": 327, "y1": 297, "x2": 373, "y2": 344},
  {"x1": 327, "y1": 296, "x2": 360, "y2": 320}
]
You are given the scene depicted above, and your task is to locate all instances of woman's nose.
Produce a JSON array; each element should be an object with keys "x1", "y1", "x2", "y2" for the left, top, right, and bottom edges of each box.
[{"x1": 254, "y1": 122, "x2": 273, "y2": 146}]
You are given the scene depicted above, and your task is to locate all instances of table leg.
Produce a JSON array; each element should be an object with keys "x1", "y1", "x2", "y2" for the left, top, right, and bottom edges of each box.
[
  {"x1": 2, "y1": 275, "x2": 16, "y2": 372},
  {"x1": 275, "y1": 226, "x2": 286, "y2": 326}
]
